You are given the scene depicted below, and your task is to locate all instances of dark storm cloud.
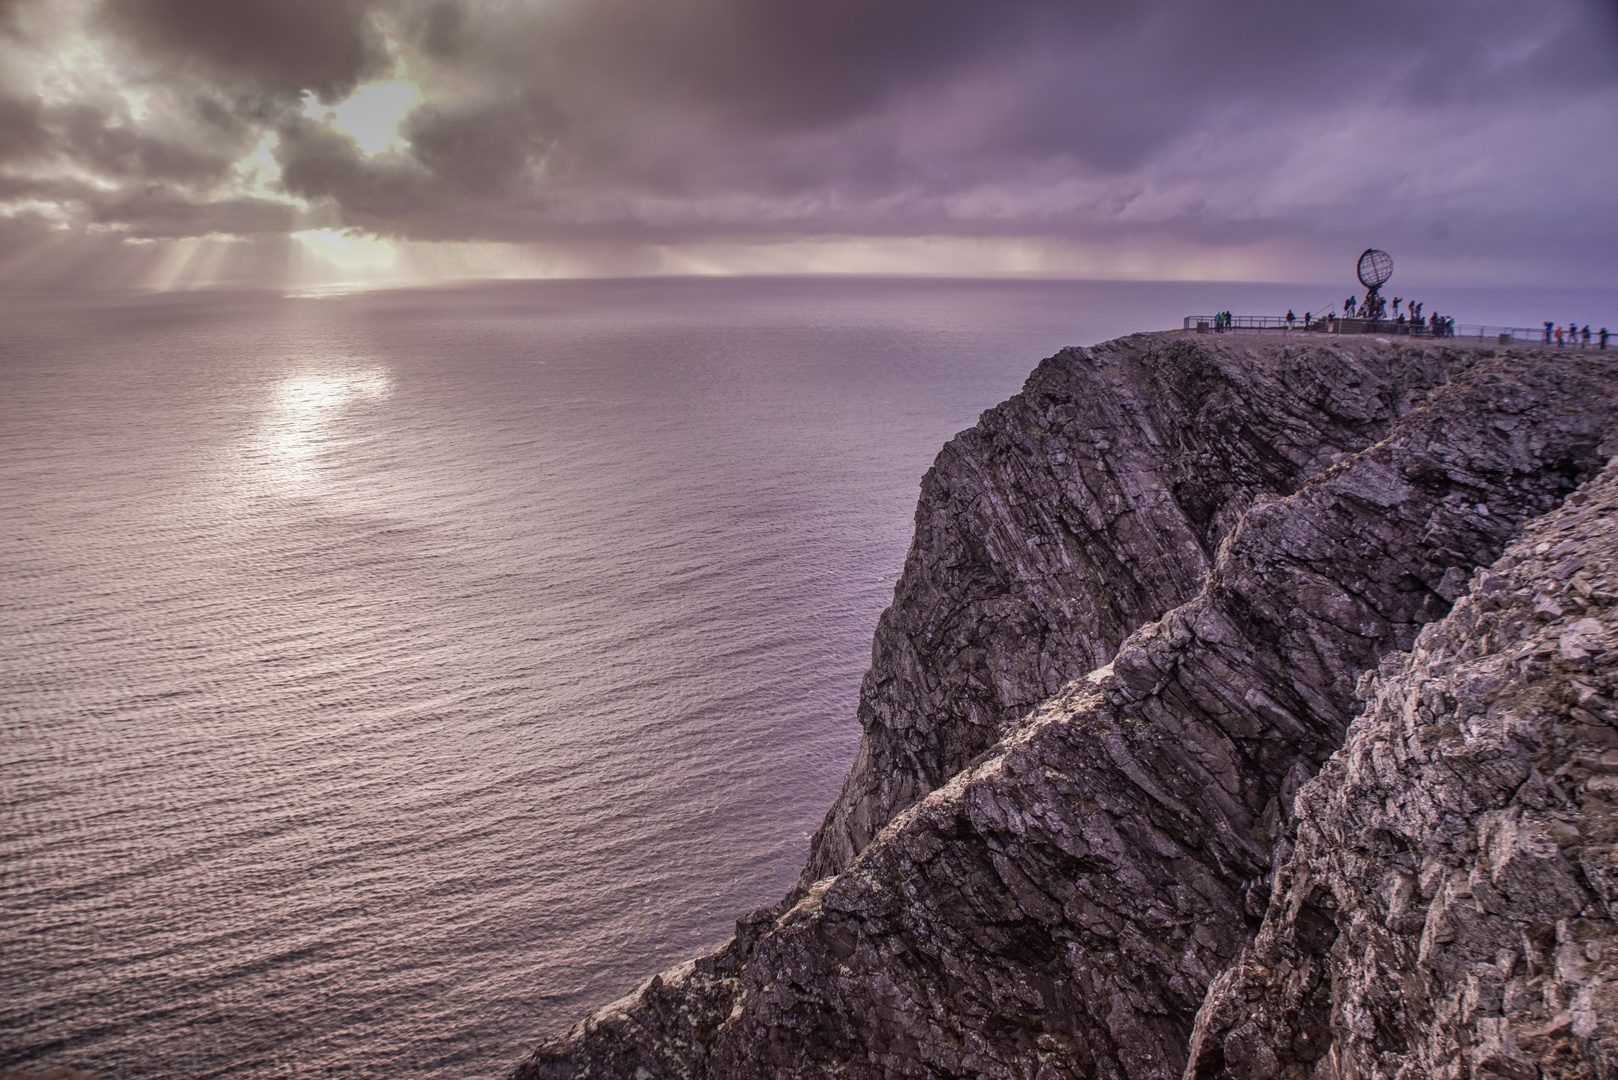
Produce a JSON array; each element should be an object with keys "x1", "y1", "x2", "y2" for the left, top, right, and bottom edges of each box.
[
  {"x1": 99, "y1": 0, "x2": 391, "y2": 104},
  {"x1": 0, "y1": 0, "x2": 28, "y2": 34},
  {"x1": 440, "y1": 0, "x2": 1616, "y2": 161},
  {"x1": 0, "y1": 93, "x2": 46, "y2": 162},
  {"x1": 402, "y1": 97, "x2": 557, "y2": 199},
  {"x1": 516, "y1": 0, "x2": 1110, "y2": 129},
  {"x1": 54, "y1": 103, "x2": 236, "y2": 182},
  {"x1": 3, "y1": 0, "x2": 1616, "y2": 275},
  {"x1": 347, "y1": 0, "x2": 1615, "y2": 236},
  {"x1": 274, "y1": 116, "x2": 426, "y2": 226}
]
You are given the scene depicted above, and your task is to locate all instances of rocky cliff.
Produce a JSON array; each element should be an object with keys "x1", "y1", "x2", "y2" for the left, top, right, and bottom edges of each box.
[
  {"x1": 803, "y1": 334, "x2": 1479, "y2": 882},
  {"x1": 1185, "y1": 463, "x2": 1618, "y2": 1080},
  {"x1": 513, "y1": 333, "x2": 1618, "y2": 1080}
]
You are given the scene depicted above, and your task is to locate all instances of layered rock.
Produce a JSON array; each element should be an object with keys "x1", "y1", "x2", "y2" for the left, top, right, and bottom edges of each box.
[
  {"x1": 804, "y1": 335, "x2": 1482, "y2": 880},
  {"x1": 1185, "y1": 463, "x2": 1618, "y2": 1080},
  {"x1": 513, "y1": 337, "x2": 1618, "y2": 1080}
]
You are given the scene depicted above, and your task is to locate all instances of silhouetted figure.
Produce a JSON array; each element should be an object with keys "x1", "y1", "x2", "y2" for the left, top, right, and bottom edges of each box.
[
  {"x1": 1556, "y1": 326, "x2": 1565, "y2": 345},
  {"x1": 1346, "y1": 295, "x2": 1357, "y2": 316},
  {"x1": 1286, "y1": 310, "x2": 1295, "y2": 329},
  {"x1": 1583, "y1": 325, "x2": 1592, "y2": 347},
  {"x1": 1545, "y1": 321, "x2": 1554, "y2": 343},
  {"x1": 1601, "y1": 327, "x2": 1610, "y2": 350},
  {"x1": 1392, "y1": 296, "x2": 1403, "y2": 315}
]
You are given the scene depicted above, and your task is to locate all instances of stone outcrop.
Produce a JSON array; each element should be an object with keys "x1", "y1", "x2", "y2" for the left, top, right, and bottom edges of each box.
[
  {"x1": 804, "y1": 335, "x2": 1483, "y2": 881},
  {"x1": 512, "y1": 335, "x2": 1618, "y2": 1080},
  {"x1": 1185, "y1": 462, "x2": 1618, "y2": 1080}
]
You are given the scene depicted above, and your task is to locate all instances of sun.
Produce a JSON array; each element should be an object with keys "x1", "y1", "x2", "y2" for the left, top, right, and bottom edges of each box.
[{"x1": 307, "y1": 81, "x2": 425, "y2": 156}]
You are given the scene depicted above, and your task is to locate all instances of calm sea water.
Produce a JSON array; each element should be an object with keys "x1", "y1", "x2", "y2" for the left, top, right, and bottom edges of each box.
[{"x1": 4, "y1": 276, "x2": 1612, "y2": 1080}]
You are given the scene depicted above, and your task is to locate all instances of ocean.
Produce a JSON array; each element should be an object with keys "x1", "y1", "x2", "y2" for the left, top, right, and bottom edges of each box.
[{"x1": 4, "y1": 275, "x2": 1612, "y2": 1079}]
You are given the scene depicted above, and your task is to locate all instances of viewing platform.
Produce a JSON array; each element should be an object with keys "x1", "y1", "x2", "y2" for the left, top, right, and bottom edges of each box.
[{"x1": 1182, "y1": 314, "x2": 1577, "y2": 345}]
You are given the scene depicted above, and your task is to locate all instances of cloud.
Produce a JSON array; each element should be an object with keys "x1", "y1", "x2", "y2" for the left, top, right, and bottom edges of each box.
[
  {"x1": 0, "y1": 92, "x2": 47, "y2": 162},
  {"x1": 0, "y1": 0, "x2": 1614, "y2": 284},
  {"x1": 98, "y1": 0, "x2": 391, "y2": 104}
]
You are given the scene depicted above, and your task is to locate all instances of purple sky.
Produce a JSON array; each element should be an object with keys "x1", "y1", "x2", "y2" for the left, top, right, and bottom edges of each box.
[{"x1": 1, "y1": 0, "x2": 1615, "y2": 287}]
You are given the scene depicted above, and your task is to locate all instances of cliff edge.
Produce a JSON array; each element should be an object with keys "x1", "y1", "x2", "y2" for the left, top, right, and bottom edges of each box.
[{"x1": 513, "y1": 332, "x2": 1618, "y2": 1080}]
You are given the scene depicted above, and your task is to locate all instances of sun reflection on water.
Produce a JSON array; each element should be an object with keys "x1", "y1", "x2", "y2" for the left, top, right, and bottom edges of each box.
[{"x1": 245, "y1": 366, "x2": 393, "y2": 496}]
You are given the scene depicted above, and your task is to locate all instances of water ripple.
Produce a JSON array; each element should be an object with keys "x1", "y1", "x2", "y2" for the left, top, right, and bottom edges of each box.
[{"x1": 1, "y1": 277, "x2": 1259, "y2": 1078}]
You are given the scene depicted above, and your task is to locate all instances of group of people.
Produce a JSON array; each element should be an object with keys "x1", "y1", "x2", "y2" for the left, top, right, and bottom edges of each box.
[
  {"x1": 1423, "y1": 313, "x2": 1456, "y2": 337},
  {"x1": 1329, "y1": 293, "x2": 1452, "y2": 336},
  {"x1": 1403, "y1": 307, "x2": 1454, "y2": 337},
  {"x1": 1211, "y1": 305, "x2": 1608, "y2": 347},
  {"x1": 1343, "y1": 293, "x2": 1425, "y2": 325},
  {"x1": 1546, "y1": 322, "x2": 1610, "y2": 349}
]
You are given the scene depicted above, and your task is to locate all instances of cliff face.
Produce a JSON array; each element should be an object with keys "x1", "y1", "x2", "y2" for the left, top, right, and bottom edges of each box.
[
  {"x1": 804, "y1": 335, "x2": 1480, "y2": 881},
  {"x1": 1186, "y1": 463, "x2": 1618, "y2": 1080},
  {"x1": 513, "y1": 335, "x2": 1618, "y2": 1080}
]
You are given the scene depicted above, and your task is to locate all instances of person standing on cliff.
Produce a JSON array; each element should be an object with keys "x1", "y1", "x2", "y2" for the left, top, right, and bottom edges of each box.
[
  {"x1": 1601, "y1": 327, "x2": 1610, "y2": 349},
  {"x1": 1545, "y1": 321, "x2": 1555, "y2": 343},
  {"x1": 1286, "y1": 309, "x2": 1295, "y2": 329},
  {"x1": 1583, "y1": 325, "x2": 1593, "y2": 347},
  {"x1": 1556, "y1": 325, "x2": 1565, "y2": 345}
]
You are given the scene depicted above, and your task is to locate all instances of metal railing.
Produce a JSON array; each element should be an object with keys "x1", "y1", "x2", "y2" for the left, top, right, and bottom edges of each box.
[{"x1": 1182, "y1": 316, "x2": 1599, "y2": 346}]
